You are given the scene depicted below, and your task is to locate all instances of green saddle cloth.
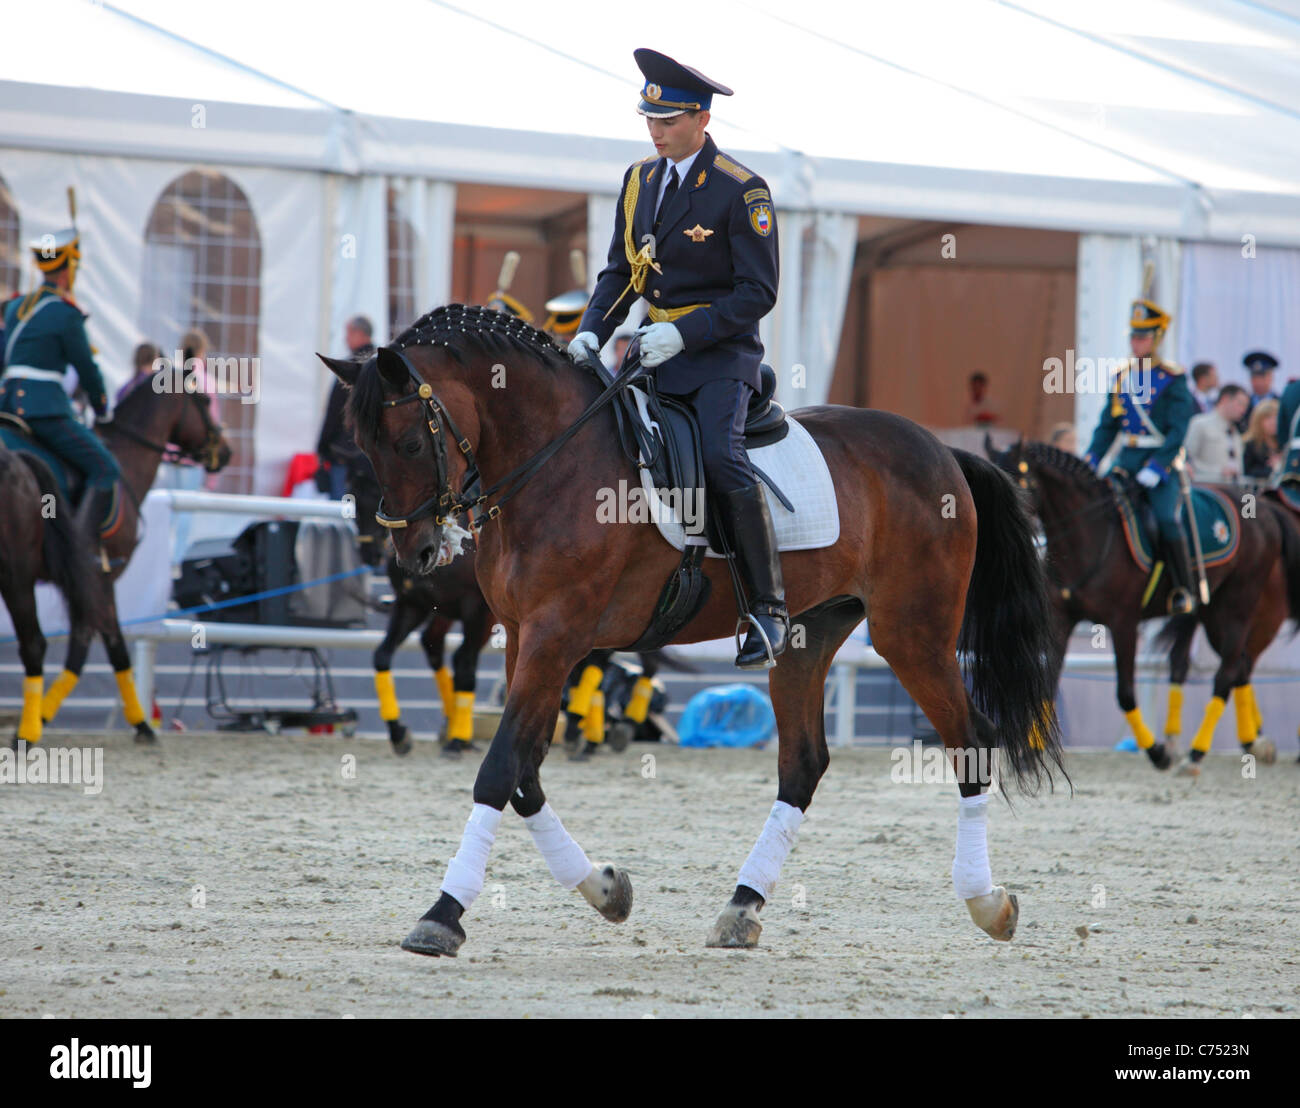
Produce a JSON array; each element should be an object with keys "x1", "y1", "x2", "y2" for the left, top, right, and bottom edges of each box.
[
  {"x1": 1276, "y1": 448, "x2": 1300, "y2": 514},
  {"x1": 1111, "y1": 479, "x2": 1240, "y2": 574}
]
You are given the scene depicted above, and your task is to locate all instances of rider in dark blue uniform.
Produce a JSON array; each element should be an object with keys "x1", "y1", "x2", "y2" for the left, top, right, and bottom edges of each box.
[
  {"x1": 1085, "y1": 296, "x2": 1198, "y2": 614},
  {"x1": 570, "y1": 48, "x2": 786, "y2": 668},
  {"x1": 1, "y1": 226, "x2": 121, "y2": 541}
]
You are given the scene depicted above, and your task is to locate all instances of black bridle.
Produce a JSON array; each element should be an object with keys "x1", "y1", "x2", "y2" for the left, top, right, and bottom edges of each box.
[
  {"x1": 373, "y1": 346, "x2": 644, "y2": 533},
  {"x1": 104, "y1": 389, "x2": 228, "y2": 472},
  {"x1": 1009, "y1": 452, "x2": 1121, "y2": 602}
]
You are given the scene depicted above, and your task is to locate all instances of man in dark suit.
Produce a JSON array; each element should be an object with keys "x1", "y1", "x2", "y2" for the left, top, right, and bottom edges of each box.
[
  {"x1": 317, "y1": 314, "x2": 376, "y2": 498},
  {"x1": 570, "y1": 48, "x2": 785, "y2": 669}
]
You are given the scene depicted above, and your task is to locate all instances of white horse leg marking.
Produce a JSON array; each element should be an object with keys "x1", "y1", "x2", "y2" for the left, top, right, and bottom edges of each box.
[
  {"x1": 440, "y1": 803, "x2": 503, "y2": 911},
  {"x1": 737, "y1": 800, "x2": 804, "y2": 901}
]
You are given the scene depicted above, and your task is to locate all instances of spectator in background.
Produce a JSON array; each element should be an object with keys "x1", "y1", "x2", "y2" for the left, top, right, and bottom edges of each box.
[
  {"x1": 1242, "y1": 398, "x2": 1280, "y2": 479},
  {"x1": 115, "y1": 341, "x2": 161, "y2": 403},
  {"x1": 965, "y1": 372, "x2": 999, "y2": 425},
  {"x1": 1048, "y1": 422, "x2": 1078, "y2": 454},
  {"x1": 317, "y1": 315, "x2": 376, "y2": 499},
  {"x1": 1184, "y1": 383, "x2": 1248, "y2": 482},
  {"x1": 1190, "y1": 362, "x2": 1218, "y2": 413},
  {"x1": 1239, "y1": 351, "x2": 1279, "y2": 433}
]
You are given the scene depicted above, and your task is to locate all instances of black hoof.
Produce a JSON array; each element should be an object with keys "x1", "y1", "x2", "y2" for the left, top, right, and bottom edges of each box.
[
  {"x1": 133, "y1": 722, "x2": 157, "y2": 745},
  {"x1": 569, "y1": 741, "x2": 598, "y2": 762},
  {"x1": 400, "y1": 918, "x2": 465, "y2": 957},
  {"x1": 390, "y1": 726, "x2": 413, "y2": 757},
  {"x1": 608, "y1": 721, "x2": 635, "y2": 753},
  {"x1": 1146, "y1": 742, "x2": 1171, "y2": 771}
]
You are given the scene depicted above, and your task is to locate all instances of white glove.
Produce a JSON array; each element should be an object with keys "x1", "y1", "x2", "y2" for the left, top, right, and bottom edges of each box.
[
  {"x1": 637, "y1": 322, "x2": 684, "y2": 368},
  {"x1": 1136, "y1": 465, "x2": 1162, "y2": 489},
  {"x1": 568, "y1": 331, "x2": 600, "y2": 361}
]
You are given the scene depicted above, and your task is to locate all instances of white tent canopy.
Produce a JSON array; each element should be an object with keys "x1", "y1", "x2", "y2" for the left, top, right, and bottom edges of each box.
[{"x1": 3, "y1": 0, "x2": 1299, "y2": 240}]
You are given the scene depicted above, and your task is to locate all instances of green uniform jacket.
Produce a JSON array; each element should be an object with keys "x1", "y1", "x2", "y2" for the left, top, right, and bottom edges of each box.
[
  {"x1": 1086, "y1": 359, "x2": 1196, "y2": 480},
  {"x1": 1278, "y1": 380, "x2": 1300, "y2": 485},
  {"x1": 0, "y1": 284, "x2": 110, "y2": 418}
]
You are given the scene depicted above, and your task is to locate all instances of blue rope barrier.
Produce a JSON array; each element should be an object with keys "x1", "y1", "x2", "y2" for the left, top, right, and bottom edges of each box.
[{"x1": 0, "y1": 564, "x2": 372, "y2": 645}]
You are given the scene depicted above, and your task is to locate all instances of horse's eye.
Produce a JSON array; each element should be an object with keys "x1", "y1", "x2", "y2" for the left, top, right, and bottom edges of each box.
[{"x1": 401, "y1": 439, "x2": 422, "y2": 457}]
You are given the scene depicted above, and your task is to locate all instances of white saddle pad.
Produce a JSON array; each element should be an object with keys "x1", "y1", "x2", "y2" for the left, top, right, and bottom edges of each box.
[{"x1": 630, "y1": 385, "x2": 840, "y2": 557}]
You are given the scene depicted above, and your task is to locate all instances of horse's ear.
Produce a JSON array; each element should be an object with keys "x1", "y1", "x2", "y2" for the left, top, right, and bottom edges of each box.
[
  {"x1": 376, "y1": 346, "x2": 410, "y2": 390},
  {"x1": 317, "y1": 353, "x2": 359, "y2": 386},
  {"x1": 983, "y1": 432, "x2": 996, "y2": 459}
]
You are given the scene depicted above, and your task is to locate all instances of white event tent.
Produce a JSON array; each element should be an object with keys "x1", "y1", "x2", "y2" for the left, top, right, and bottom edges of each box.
[{"x1": 2, "y1": 0, "x2": 1299, "y2": 493}]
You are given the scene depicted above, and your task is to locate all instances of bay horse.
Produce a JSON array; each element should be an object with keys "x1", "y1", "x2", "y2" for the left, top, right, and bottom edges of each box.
[
  {"x1": 986, "y1": 438, "x2": 1296, "y2": 772},
  {"x1": 33, "y1": 379, "x2": 232, "y2": 741},
  {"x1": 0, "y1": 447, "x2": 108, "y2": 744},
  {"x1": 321, "y1": 304, "x2": 1064, "y2": 957}
]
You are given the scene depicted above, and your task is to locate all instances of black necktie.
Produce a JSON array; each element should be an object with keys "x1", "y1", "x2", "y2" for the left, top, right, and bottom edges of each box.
[{"x1": 654, "y1": 166, "x2": 678, "y2": 234}]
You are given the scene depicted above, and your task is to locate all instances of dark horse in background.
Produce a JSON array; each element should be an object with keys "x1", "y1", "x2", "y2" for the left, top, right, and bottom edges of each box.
[
  {"x1": 322, "y1": 304, "x2": 1064, "y2": 958},
  {"x1": 8, "y1": 381, "x2": 233, "y2": 742},
  {"x1": 987, "y1": 438, "x2": 1300, "y2": 774},
  {"x1": 0, "y1": 447, "x2": 108, "y2": 744}
]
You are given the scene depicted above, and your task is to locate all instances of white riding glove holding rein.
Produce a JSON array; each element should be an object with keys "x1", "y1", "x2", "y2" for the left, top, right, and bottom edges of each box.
[
  {"x1": 636, "y1": 322, "x2": 684, "y2": 368},
  {"x1": 568, "y1": 331, "x2": 600, "y2": 361},
  {"x1": 1136, "y1": 465, "x2": 1162, "y2": 489}
]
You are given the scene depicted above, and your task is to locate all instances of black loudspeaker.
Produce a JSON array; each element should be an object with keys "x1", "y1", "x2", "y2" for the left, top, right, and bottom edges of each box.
[{"x1": 173, "y1": 519, "x2": 366, "y2": 627}]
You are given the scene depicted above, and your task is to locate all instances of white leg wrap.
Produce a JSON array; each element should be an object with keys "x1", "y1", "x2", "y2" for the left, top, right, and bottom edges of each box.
[
  {"x1": 952, "y1": 793, "x2": 994, "y2": 900},
  {"x1": 523, "y1": 802, "x2": 593, "y2": 889},
  {"x1": 440, "y1": 803, "x2": 503, "y2": 911},
  {"x1": 736, "y1": 800, "x2": 804, "y2": 902}
]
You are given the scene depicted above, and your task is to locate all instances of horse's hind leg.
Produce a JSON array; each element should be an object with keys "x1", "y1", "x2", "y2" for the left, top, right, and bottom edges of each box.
[
  {"x1": 706, "y1": 598, "x2": 863, "y2": 949},
  {"x1": 872, "y1": 622, "x2": 1018, "y2": 941},
  {"x1": 2, "y1": 578, "x2": 46, "y2": 745},
  {"x1": 41, "y1": 618, "x2": 94, "y2": 726},
  {"x1": 97, "y1": 590, "x2": 154, "y2": 744}
]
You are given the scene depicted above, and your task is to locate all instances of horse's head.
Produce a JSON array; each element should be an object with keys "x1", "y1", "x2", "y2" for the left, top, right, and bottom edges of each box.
[
  {"x1": 320, "y1": 347, "x2": 474, "y2": 576},
  {"x1": 985, "y1": 433, "x2": 1039, "y2": 498},
  {"x1": 170, "y1": 390, "x2": 233, "y2": 473},
  {"x1": 112, "y1": 380, "x2": 233, "y2": 473}
]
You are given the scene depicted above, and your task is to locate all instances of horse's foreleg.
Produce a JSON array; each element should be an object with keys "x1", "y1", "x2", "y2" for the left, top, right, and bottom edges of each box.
[
  {"x1": 41, "y1": 621, "x2": 92, "y2": 724},
  {"x1": 2, "y1": 579, "x2": 46, "y2": 745},
  {"x1": 1164, "y1": 618, "x2": 1196, "y2": 749},
  {"x1": 372, "y1": 601, "x2": 428, "y2": 756},
  {"x1": 400, "y1": 624, "x2": 628, "y2": 957},
  {"x1": 1113, "y1": 620, "x2": 1169, "y2": 770},
  {"x1": 707, "y1": 599, "x2": 862, "y2": 949},
  {"x1": 99, "y1": 593, "x2": 154, "y2": 744}
]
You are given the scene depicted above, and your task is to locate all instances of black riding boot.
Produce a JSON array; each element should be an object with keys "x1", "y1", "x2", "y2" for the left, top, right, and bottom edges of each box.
[
  {"x1": 76, "y1": 486, "x2": 117, "y2": 572},
  {"x1": 719, "y1": 484, "x2": 789, "y2": 669},
  {"x1": 1163, "y1": 532, "x2": 1198, "y2": 615}
]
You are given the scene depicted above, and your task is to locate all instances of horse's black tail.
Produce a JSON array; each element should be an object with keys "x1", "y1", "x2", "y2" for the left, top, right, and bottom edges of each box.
[
  {"x1": 17, "y1": 453, "x2": 102, "y2": 634},
  {"x1": 951, "y1": 448, "x2": 1068, "y2": 793},
  {"x1": 1270, "y1": 500, "x2": 1300, "y2": 636}
]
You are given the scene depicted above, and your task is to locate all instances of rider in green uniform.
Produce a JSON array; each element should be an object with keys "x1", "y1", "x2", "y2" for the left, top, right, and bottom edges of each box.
[
  {"x1": 0, "y1": 226, "x2": 121, "y2": 541},
  {"x1": 1084, "y1": 296, "x2": 1198, "y2": 614}
]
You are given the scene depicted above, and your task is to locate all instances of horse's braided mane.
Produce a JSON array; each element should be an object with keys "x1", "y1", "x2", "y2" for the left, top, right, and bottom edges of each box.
[
  {"x1": 349, "y1": 303, "x2": 572, "y2": 447},
  {"x1": 1023, "y1": 440, "x2": 1112, "y2": 496}
]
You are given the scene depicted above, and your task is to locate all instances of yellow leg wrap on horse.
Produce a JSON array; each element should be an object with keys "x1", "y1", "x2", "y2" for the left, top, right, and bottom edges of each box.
[
  {"x1": 18, "y1": 676, "x2": 43, "y2": 744},
  {"x1": 568, "y1": 665, "x2": 604, "y2": 718},
  {"x1": 1191, "y1": 696, "x2": 1227, "y2": 754},
  {"x1": 1233, "y1": 687, "x2": 1257, "y2": 745},
  {"x1": 625, "y1": 676, "x2": 654, "y2": 724},
  {"x1": 435, "y1": 666, "x2": 454, "y2": 721},
  {"x1": 1246, "y1": 684, "x2": 1263, "y2": 733},
  {"x1": 448, "y1": 691, "x2": 475, "y2": 741},
  {"x1": 583, "y1": 691, "x2": 606, "y2": 744},
  {"x1": 1123, "y1": 707, "x2": 1156, "y2": 749},
  {"x1": 374, "y1": 670, "x2": 400, "y2": 722},
  {"x1": 115, "y1": 670, "x2": 146, "y2": 727},
  {"x1": 1164, "y1": 684, "x2": 1183, "y2": 737},
  {"x1": 41, "y1": 669, "x2": 79, "y2": 721}
]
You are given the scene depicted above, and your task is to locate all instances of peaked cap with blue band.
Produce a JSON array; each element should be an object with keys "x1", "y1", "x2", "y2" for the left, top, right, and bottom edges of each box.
[{"x1": 634, "y1": 48, "x2": 733, "y2": 118}]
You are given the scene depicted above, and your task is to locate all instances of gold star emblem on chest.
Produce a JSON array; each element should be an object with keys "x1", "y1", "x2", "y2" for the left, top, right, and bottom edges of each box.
[{"x1": 684, "y1": 224, "x2": 714, "y2": 243}]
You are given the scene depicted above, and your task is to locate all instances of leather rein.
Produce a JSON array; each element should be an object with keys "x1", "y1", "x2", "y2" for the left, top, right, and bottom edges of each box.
[{"x1": 374, "y1": 346, "x2": 645, "y2": 533}]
